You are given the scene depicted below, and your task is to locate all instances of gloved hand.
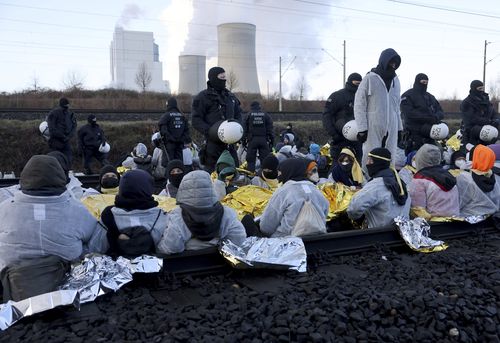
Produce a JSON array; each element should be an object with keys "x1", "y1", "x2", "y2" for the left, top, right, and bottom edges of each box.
[{"x1": 357, "y1": 131, "x2": 368, "y2": 143}]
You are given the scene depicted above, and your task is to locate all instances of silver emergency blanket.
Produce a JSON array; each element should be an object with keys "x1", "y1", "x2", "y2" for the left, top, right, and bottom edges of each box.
[
  {"x1": 464, "y1": 215, "x2": 488, "y2": 224},
  {"x1": 394, "y1": 216, "x2": 448, "y2": 253},
  {"x1": 220, "y1": 237, "x2": 307, "y2": 272},
  {"x1": 0, "y1": 254, "x2": 162, "y2": 330},
  {"x1": 0, "y1": 290, "x2": 79, "y2": 330}
]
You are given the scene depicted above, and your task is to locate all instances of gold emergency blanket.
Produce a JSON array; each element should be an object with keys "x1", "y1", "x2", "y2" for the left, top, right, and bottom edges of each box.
[
  {"x1": 320, "y1": 143, "x2": 333, "y2": 166},
  {"x1": 221, "y1": 185, "x2": 273, "y2": 220},
  {"x1": 446, "y1": 132, "x2": 461, "y2": 151},
  {"x1": 81, "y1": 194, "x2": 177, "y2": 219},
  {"x1": 318, "y1": 182, "x2": 356, "y2": 221}
]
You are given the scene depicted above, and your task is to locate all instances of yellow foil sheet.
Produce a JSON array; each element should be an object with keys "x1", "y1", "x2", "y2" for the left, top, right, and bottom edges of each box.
[
  {"x1": 446, "y1": 132, "x2": 461, "y2": 152},
  {"x1": 320, "y1": 143, "x2": 333, "y2": 166},
  {"x1": 318, "y1": 182, "x2": 356, "y2": 221},
  {"x1": 81, "y1": 194, "x2": 177, "y2": 219},
  {"x1": 221, "y1": 185, "x2": 274, "y2": 220},
  {"x1": 411, "y1": 207, "x2": 465, "y2": 223}
]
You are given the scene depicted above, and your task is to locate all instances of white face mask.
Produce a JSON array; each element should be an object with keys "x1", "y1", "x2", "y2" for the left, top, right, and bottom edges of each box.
[
  {"x1": 308, "y1": 172, "x2": 320, "y2": 183},
  {"x1": 341, "y1": 161, "x2": 349, "y2": 166},
  {"x1": 455, "y1": 159, "x2": 467, "y2": 170}
]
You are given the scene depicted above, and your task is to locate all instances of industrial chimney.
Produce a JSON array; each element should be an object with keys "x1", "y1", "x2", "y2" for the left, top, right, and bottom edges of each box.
[
  {"x1": 178, "y1": 55, "x2": 206, "y2": 95},
  {"x1": 217, "y1": 23, "x2": 260, "y2": 94}
]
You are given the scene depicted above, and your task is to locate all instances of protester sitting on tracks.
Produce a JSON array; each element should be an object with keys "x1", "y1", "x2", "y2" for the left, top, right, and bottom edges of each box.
[
  {"x1": 329, "y1": 147, "x2": 364, "y2": 188},
  {"x1": 347, "y1": 148, "x2": 410, "y2": 228},
  {"x1": 122, "y1": 143, "x2": 153, "y2": 174},
  {"x1": 100, "y1": 169, "x2": 168, "y2": 256},
  {"x1": 398, "y1": 150, "x2": 417, "y2": 185},
  {"x1": 259, "y1": 158, "x2": 329, "y2": 237},
  {"x1": 95, "y1": 165, "x2": 120, "y2": 195},
  {"x1": 159, "y1": 160, "x2": 186, "y2": 198},
  {"x1": 408, "y1": 144, "x2": 460, "y2": 218},
  {"x1": 214, "y1": 150, "x2": 251, "y2": 200},
  {"x1": 251, "y1": 154, "x2": 280, "y2": 190},
  {"x1": 157, "y1": 170, "x2": 246, "y2": 254},
  {"x1": 456, "y1": 144, "x2": 500, "y2": 216},
  {"x1": 0, "y1": 155, "x2": 107, "y2": 299}
]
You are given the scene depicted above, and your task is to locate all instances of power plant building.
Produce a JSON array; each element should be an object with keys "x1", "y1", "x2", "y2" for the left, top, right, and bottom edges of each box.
[
  {"x1": 178, "y1": 55, "x2": 206, "y2": 95},
  {"x1": 110, "y1": 27, "x2": 167, "y2": 92},
  {"x1": 217, "y1": 23, "x2": 260, "y2": 94}
]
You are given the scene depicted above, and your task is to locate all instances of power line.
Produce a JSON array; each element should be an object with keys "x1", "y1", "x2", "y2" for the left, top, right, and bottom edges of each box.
[{"x1": 386, "y1": 0, "x2": 500, "y2": 20}]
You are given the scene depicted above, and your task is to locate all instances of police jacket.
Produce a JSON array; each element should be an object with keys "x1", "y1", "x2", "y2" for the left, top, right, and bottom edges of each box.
[
  {"x1": 244, "y1": 110, "x2": 273, "y2": 140},
  {"x1": 47, "y1": 105, "x2": 77, "y2": 141},
  {"x1": 401, "y1": 88, "x2": 444, "y2": 135},
  {"x1": 158, "y1": 107, "x2": 191, "y2": 143},
  {"x1": 460, "y1": 93, "x2": 498, "y2": 132},
  {"x1": 322, "y1": 83, "x2": 357, "y2": 143},
  {"x1": 191, "y1": 83, "x2": 242, "y2": 137},
  {"x1": 78, "y1": 123, "x2": 105, "y2": 149}
]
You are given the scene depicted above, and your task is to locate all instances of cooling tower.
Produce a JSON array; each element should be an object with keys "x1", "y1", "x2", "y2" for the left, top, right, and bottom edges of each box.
[
  {"x1": 217, "y1": 23, "x2": 260, "y2": 94},
  {"x1": 178, "y1": 55, "x2": 206, "y2": 95}
]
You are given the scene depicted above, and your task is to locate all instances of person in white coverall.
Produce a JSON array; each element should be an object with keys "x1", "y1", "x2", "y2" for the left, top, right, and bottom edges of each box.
[{"x1": 354, "y1": 48, "x2": 403, "y2": 168}]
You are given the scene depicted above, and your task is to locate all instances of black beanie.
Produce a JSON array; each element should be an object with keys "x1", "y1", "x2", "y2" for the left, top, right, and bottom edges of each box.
[
  {"x1": 167, "y1": 97, "x2": 178, "y2": 111},
  {"x1": 87, "y1": 114, "x2": 97, "y2": 124},
  {"x1": 99, "y1": 165, "x2": 120, "y2": 181},
  {"x1": 59, "y1": 97, "x2": 69, "y2": 107},
  {"x1": 167, "y1": 159, "x2": 185, "y2": 175},
  {"x1": 262, "y1": 154, "x2": 279, "y2": 171},
  {"x1": 347, "y1": 73, "x2": 362, "y2": 83}
]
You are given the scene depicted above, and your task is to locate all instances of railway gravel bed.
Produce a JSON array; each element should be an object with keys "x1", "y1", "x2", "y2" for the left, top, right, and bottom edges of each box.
[{"x1": 1, "y1": 231, "x2": 499, "y2": 342}]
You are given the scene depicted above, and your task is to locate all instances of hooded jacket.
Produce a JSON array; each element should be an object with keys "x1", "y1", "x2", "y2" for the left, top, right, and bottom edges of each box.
[
  {"x1": 456, "y1": 172, "x2": 500, "y2": 216},
  {"x1": 401, "y1": 74, "x2": 444, "y2": 137},
  {"x1": 322, "y1": 73, "x2": 362, "y2": 143},
  {"x1": 47, "y1": 104, "x2": 77, "y2": 142},
  {"x1": 409, "y1": 145, "x2": 460, "y2": 217},
  {"x1": 157, "y1": 171, "x2": 246, "y2": 254},
  {"x1": 354, "y1": 49, "x2": 403, "y2": 168}
]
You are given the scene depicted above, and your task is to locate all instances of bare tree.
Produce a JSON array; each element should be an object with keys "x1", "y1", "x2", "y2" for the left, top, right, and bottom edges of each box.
[
  {"x1": 30, "y1": 73, "x2": 41, "y2": 92},
  {"x1": 226, "y1": 70, "x2": 239, "y2": 91},
  {"x1": 488, "y1": 74, "x2": 500, "y2": 101},
  {"x1": 135, "y1": 62, "x2": 152, "y2": 92},
  {"x1": 62, "y1": 70, "x2": 86, "y2": 91},
  {"x1": 295, "y1": 75, "x2": 310, "y2": 101}
]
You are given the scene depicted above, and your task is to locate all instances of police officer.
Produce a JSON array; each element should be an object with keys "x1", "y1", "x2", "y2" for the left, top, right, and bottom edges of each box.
[
  {"x1": 460, "y1": 80, "x2": 499, "y2": 146},
  {"x1": 158, "y1": 97, "x2": 191, "y2": 161},
  {"x1": 77, "y1": 114, "x2": 109, "y2": 175},
  {"x1": 192, "y1": 66, "x2": 242, "y2": 172},
  {"x1": 322, "y1": 73, "x2": 363, "y2": 162},
  {"x1": 400, "y1": 73, "x2": 444, "y2": 153},
  {"x1": 243, "y1": 101, "x2": 274, "y2": 173},
  {"x1": 47, "y1": 97, "x2": 77, "y2": 166}
]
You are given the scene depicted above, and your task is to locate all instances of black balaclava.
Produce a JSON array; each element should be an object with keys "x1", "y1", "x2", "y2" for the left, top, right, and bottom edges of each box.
[
  {"x1": 59, "y1": 97, "x2": 69, "y2": 108},
  {"x1": 47, "y1": 151, "x2": 70, "y2": 184},
  {"x1": 278, "y1": 158, "x2": 309, "y2": 183},
  {"x1": 99, "y1": 165, "x2": 120, "y2": 189},
  {"x1": 208, "y1": 66, "x2": 226, "y2": 91},
  {"x1": 167, "y1": 159, "x2": 186, "y2": 188},
  {"x1": 261, "y1": 154, "x2": 279, "y2": 180},
  {"x1": 250, "y1": 101, "x2": 261, "y2": 111},
  {"x1": 469, "y1": 80, "x2": 485, "y2": 97},
  {"x1": 345, "y1": 73, "x2": 362, "y2": 92},
  {"x1": 20, "y1": 155, "x2": 67, "y2": 196},
  {"x1": 87, "y1": 114, "x2": 97, "y2": 126},
  {"x1": 373, "y1": 48, "x2": 401, "y2": 91},
  {"x1": 115, "y1": 169, "x2": 158, "y2": 211},
  {"x1": 366, "y1": 147, "x2": 391, "y2": 178},
  {"x1": 413, "y1": 73, "x2": 428, "y2": 93},
  {"x1": 166, "y1": 97, "x2": 179, "y2": 112}
]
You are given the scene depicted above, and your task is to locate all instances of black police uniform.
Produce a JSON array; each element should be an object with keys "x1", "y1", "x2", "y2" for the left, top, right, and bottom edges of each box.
[
  {"x1": 243, "y1": 102, "x2": 274, "y2": 172},
  {"x1": 158, "y1": 100, "x2": 191, "y2": 161},
  {"x1": 77, "y1": 115, "x2": 108, "y2": 174},
  {"x1": 47, "y1": 98, "x2": 77, "y2": 166}
]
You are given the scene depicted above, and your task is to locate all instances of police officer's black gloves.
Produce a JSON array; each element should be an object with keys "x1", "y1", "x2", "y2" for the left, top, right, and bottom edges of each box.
[{"x1": 357, "y1": 130, "x2": 368, "y2": 143}]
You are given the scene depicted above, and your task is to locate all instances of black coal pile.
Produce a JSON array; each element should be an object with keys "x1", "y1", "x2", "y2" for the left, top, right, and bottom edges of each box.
[{"x1": 1, "y1": 232, "x2": 499, "y2": 343}]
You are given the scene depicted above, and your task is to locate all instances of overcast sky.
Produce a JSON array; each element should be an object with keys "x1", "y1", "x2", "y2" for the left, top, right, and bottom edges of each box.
[{"x1": 1, "y1": 0, "x2": 500, "y2": 100}]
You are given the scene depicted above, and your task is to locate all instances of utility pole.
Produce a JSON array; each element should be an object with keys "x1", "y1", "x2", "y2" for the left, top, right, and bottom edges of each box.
[
  {"x1": 483, "y1": 40, "x2": 489, "y2": 85},
  {"x1": 343, "y1": 40, "x2": 346, "y2": 85},
  {"x1": 278, "y1": 56, "x2": 296, "y2": 112}
]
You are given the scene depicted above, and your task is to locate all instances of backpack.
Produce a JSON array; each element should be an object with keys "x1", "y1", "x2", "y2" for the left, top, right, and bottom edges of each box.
[
  {"x1": 0, "y1": 255, "x2": 70, "y2": 301},
  {"x1": 101, "y1": 206, "x2": 161, "y2": 257},
  {"x1": 292, "y1": 199, "x2": 327, "y2": 237}
]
